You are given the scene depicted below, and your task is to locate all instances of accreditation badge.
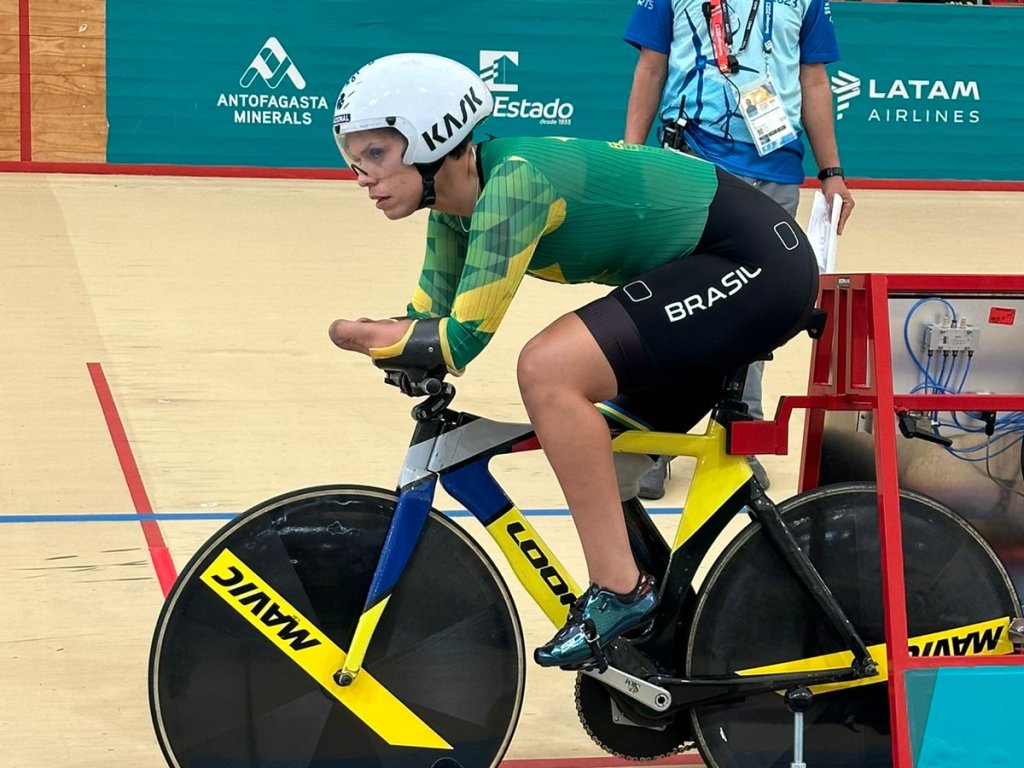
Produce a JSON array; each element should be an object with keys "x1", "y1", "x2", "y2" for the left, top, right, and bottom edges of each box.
[{"x1": 738, "y1": 76, "x2": 799, "y2": 156}]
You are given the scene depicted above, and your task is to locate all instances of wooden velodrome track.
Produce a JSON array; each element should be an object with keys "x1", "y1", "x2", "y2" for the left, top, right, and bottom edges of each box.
[{"x1": 1, "y1": 173, "x2": 1022, "y2": 767}]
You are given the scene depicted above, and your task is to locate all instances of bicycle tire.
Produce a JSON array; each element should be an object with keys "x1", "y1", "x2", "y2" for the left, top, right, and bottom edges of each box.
[
  {"x1": 686, "y1": 482, "x2": 1021, "y2": 768},
  {"x1": 150, "y1": 484, "x2": 525, "y2": 768}
]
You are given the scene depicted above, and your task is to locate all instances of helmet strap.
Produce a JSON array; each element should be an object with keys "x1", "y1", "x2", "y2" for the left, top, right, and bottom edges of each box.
[{"x1": 414, "y1": 159, "x2": 446, "y2": 209}]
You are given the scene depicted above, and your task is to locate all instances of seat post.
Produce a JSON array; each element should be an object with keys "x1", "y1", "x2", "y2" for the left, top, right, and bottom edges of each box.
[{"x1": 718, "y1": 365, "x2": 751, "y2": 420}]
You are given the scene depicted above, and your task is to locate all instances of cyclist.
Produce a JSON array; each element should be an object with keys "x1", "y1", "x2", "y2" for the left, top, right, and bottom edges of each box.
[{"x1": 328, "y1": 53, "x2": 819, "y2": 669}]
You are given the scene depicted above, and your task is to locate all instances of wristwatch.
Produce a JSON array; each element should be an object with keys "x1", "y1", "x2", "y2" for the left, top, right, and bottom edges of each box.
[{"x1": 817, "y1": 166, "x2": 844, "y2": 181}]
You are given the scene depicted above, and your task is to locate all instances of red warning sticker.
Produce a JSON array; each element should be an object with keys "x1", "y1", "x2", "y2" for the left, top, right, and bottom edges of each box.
[{"x1": 988, "y1": 307, "x2": 1017, "y2": 325}]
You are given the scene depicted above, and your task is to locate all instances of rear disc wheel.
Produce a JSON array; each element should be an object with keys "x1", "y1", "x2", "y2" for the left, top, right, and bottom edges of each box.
[{"x1": 686, "y1": 482, "x2": 1020, "y2": 768}]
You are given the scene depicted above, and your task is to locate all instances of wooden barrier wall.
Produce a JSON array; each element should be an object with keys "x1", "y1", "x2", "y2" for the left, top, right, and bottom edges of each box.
[
  {"x1": 0, "y1": 0, "x2": 18, "y2": 160},
  {"x1": 1, "y1": 0, "x2": 106, "y2": 162}
]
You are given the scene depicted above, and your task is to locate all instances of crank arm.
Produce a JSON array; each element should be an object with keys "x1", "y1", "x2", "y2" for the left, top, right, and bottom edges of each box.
[{"x1": 581, "y1": 666, "x2": 673, "y2": 713}]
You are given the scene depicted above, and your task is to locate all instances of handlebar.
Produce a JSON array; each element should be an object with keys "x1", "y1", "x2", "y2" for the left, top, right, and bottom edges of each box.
[{"x1": 383, "y1": 370, "x2": 445, "y2": 397}]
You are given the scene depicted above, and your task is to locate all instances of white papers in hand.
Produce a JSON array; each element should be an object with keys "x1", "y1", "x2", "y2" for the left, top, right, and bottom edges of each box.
[{"x1": 806, "y1": 191, "x2": 841, "y2": 273}]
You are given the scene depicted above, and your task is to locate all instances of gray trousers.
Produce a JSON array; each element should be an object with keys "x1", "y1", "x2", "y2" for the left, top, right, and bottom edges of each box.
[{"x1": 736, "y1": 176, "x2": 800, "y2": 421}]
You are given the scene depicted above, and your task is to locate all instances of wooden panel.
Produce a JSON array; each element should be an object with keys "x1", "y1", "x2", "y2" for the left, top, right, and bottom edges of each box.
[
  {"x1": 0, "y1": 138, "x2": 20, "y2": 160},
  {"x1": 0, "y1": 79, "x2": 18, "y2": 130},
  {"x1": 0, "y1": 1, "x2": 18, "y2": 37},
  {"x1": 32, "y1": 74, "x2": 106, "y2": 161},
  {"x1": 30, "y1": 34, "x2": 104, "y2": 77},
  {"x1": 28, "y1": 6, "x2": 107, "y2": 161},
  {"x1": 32, "y1": 79, "x2": 105, "y2": 127},
  {"x1": 0, "y1": 86, "x2": 18, "y2": 158},
  {"x1": 0, "y1": 56, "x2": 16, "y2": 94},
  {"x1": 33, "y1": 71, "x2": 103, "y2": 98},
  {"x1": 0, "y1": 4, "x2": 19, "y2": 162},
  {"x1": 26, "y1": 0, "x2": 105, "y2": 37},
  {"x1": 29, "y1": 131, "x2": 104, "y2": 161},
  {"x1": 0, "y1": 32, "x2": 18, "y2": 72},
  {"x1": 1, "y1": 0, "x2": 16, "y2": 168}
]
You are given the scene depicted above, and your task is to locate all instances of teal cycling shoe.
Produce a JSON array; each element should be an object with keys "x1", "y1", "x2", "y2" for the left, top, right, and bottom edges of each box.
[{"x1": 534, "y1": 573, "x2": 659, "y2": 669}]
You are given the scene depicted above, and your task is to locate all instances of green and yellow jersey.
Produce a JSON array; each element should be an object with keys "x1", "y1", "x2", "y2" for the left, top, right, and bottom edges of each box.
[{"x1": 407, "y1": 137, "x2": 719, "y2": 373}]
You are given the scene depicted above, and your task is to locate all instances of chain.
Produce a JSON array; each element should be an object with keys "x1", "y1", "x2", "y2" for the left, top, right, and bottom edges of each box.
[{"x1": 573, "y1": 674, "x2": 695, "y2": 762}]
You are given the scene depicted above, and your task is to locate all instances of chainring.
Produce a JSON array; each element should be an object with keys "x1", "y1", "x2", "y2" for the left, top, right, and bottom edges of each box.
[{"x1": 573, "y1": 640, "x2": 695, "y2": 761}]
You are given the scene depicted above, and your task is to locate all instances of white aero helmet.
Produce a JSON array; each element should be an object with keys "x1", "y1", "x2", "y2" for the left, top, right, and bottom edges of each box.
[{"x1": 333, "y1": 53, "x2": 494, "y2": 166}]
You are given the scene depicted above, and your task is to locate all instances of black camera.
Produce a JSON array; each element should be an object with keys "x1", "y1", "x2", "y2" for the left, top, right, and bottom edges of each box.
[{"x1": 662, "y1": 119, "x2": 691, "y2": 153}]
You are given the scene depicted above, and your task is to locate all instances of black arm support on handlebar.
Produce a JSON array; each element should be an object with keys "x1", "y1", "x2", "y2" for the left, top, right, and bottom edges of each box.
[{"x1": 374, "y1": 317, "x2": 448, "y2": 397}]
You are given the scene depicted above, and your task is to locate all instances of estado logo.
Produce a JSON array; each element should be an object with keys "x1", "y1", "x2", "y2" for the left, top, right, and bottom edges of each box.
[
  {"x1": 479, "y1": 50, "x2": 575, "y2": 126},
  {"x1": 216, "y1": 37, "x2": 329, "y2": 126},
  {"x1": 830, "y1": 69, "x2": 980, "y2": 126}
]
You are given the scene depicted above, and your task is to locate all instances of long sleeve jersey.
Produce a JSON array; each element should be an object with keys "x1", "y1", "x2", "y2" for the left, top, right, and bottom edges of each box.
[{"x1": 407, "y1": 136, "x2": 719, "y2": 373}]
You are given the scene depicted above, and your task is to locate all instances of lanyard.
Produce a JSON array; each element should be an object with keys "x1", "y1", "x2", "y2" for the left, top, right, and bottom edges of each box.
[
  {"x1": 706, "y1": 0, "x2": 738, "y2": 75},
  {"x1": 709, "y1": 0, "x2": 774, "y2": 74},
  {"x1": 738, "y1": 0, "x2": 775, "y2": 57},
  {"x1": 738, "y1": 0, "x2": 760, "y2": 53}
]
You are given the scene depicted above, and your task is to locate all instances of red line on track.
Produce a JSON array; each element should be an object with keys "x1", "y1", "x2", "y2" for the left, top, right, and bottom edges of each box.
[
  {"x1": 501, "y1": 755, "x2": 702, "y2": 768},
  {"x1": 87, "y1": 362, "x2": 178, "y2": 596},
  {"x1": 799, "y1": 177, "x2": 1024, "y2": 192},
  {"x1": 18, "y1": 0, "x2": 31, "y2": 161},
  {"x1": 0, "y1": 159, "x2": 1020, "y2": 192}
]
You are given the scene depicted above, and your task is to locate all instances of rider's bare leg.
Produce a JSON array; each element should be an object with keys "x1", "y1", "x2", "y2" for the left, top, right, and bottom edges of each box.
[{"x1": 517, "y1": 311, "x2": 640, "y2": 595}]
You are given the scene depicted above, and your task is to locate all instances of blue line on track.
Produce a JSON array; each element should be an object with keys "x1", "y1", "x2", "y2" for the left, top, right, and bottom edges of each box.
[{"x1": 0, "y1": 507, "x2": 681, "y2": 523}]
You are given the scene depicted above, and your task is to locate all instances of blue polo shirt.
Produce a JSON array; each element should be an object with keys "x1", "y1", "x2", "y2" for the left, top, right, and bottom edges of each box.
[{"x1": 625, "y1": 0, "x2": 840, "y2": 183}]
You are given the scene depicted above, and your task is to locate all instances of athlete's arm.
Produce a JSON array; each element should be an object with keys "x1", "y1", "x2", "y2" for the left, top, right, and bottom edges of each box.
[
  {"x1": 407, "y1": 213, "x2": 468, "y2": 319},
  {"x1": 339, "y1": 158, "x2": 563, "y2": 377}
]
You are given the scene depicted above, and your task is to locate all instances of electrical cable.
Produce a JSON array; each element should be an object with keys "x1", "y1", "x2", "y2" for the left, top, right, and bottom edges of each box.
[
  {"x1": 985, "y1": 436, "x2": 1024, "y2": 502},
  {"x1": 902, "y1": 297, "x2": 1024, "y2": 473}
]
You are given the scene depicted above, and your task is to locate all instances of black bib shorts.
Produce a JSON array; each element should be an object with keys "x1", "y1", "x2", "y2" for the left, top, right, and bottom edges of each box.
[{"x1": 576, "y1": 168, "x2": 819, "y2": 433}]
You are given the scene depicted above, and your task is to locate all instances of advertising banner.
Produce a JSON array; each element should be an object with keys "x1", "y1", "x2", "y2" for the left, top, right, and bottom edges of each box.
[
  {"x1": 106, "y1": 2, "x2": 1024, "y2": 180},
  {"x1": 818, "y1": 5, "x2": 1024, "y2": 181},
  {"x1": 105, "y1": 0, "x2": 637, "y2": 168}
]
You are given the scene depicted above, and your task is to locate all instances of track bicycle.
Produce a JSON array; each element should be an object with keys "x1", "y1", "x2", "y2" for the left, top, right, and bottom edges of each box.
[{"x1": 149, "y1": 363, "x2": 1022, "y2": 768}]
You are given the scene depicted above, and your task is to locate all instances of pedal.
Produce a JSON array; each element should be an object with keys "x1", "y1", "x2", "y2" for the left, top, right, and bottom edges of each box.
[
  {"x1": 582, "y1": 619, "x2": 610, "y2": 673},
  {"x1": 1009, "y1": 618, "x2": 1024, "y2": 652}
]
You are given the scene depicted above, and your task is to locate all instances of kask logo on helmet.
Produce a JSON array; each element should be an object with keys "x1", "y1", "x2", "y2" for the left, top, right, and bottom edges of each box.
[
  {"x1": 477, "y1": 50, "x2": 575, "y2": 126},
  {"x1": 421, "y1": 87, "x2": 487, "y2": 152}
]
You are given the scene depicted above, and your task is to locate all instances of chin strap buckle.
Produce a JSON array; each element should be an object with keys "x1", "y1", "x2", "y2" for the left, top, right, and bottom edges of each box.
[{"x1": 415, "y1": 159, "x2": 446, "y2": 208}]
